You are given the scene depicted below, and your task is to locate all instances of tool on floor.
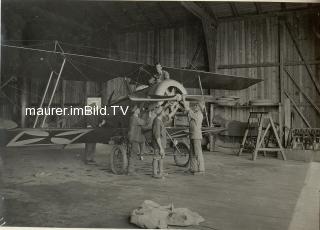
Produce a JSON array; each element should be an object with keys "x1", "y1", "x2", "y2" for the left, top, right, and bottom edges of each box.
[{"x1": 238, "y1": 112, "x2": 286, "y2": 161}]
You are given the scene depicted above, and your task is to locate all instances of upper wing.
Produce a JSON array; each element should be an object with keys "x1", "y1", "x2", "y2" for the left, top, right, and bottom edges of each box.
[
  {"x1": 2, "y1": 45, "x2": 262, "y2": 90},
  {"x1": 160, "y1": 67, "x2": 262, "y2": 90}
]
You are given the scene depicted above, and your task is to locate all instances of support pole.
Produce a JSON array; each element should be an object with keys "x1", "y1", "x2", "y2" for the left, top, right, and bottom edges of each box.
[
  {"x1": 278, "y1": 18, "x2": 285, "y2": 143},
  {"x1": 20, "y1": 77, "x2": 28, "y2": 128},
  {"x1": 41, "y1": 58, "x2": 66, "y2": 128},
  {"x1": 198, "y1": 75, "x2": 210, "y2": 127},
  {"x1": 33, "y1": 71, "x2": 54, "y2": 128},
  {"x1": 154, "y1": 29, "x2": 160, "y2": 63}
]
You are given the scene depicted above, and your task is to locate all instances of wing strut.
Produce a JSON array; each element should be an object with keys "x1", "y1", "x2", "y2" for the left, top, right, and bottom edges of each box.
[
  {"x1": 33, "y1": 57, "x2": 66, "y2": 128},
  {"x1": 41, "y1": 58, "x2": 66, "y2": 128},
  {"x1": 198, "y1": 75, "x2": 210, "y2": 127},
  {"x1": 33, "y1": 71, "x2": 54, "y2": 128}
]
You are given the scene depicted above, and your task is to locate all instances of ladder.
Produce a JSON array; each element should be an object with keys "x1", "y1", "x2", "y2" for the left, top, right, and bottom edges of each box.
[{"x1": 238, "y1": 112, "x2": 286, "y2": 161}]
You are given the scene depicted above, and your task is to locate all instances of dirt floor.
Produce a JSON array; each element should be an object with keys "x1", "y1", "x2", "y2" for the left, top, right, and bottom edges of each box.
[{"x1": 0, "y1": 144, "x2": 312, "y2": 229}]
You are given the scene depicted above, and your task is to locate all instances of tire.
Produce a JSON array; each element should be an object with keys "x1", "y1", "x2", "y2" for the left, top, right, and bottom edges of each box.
[
  {"x1": 110, "y1": 145, "x2": 128, "y2": 175},
  {"x1": 173, "y1": 141, "x2": 190, "y2": 167}
]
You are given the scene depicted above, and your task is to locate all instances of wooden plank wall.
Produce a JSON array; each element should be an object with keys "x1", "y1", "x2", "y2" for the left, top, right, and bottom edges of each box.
[
  {"x1": 1, "y1": 15, "x2": 319, "y2": 128},
  {"x1": 213, "y1": 15, "x2": 320, "y2": 127},
  {"x1": 213, "y1": 17, "x2": 280, "y2": 123},
  {"x1": 0, "y1": 24, "x2": 204, "y2": 127}
]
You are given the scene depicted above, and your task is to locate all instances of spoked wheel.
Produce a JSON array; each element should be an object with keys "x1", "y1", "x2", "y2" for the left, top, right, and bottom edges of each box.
[
  {"x1": 173, "y1": 141, "x2": 190, "y2": 167},
  {"x1": 110, "y1": 145, "x2": 128, "y2": 175}
]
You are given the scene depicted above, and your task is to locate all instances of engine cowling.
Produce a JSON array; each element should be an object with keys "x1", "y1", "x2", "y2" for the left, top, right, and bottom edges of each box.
[{"x1": 148, "y1": 79, "x2": 187, "y2": 96}]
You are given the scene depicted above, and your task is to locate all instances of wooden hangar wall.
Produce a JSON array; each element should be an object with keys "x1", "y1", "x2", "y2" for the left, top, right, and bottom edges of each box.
[
  {"x1": 213, "y1": 15, "x2": 320, "y2": 127},
  {"x1": 25, "y1": 24, "x2": 206, "y2": 128},
  {"x1": 1, "y1": 11, "x2": 319, "y2": 128},
  {"x1": 100, "y1": 13, "x2": 319, "y2": 128}
]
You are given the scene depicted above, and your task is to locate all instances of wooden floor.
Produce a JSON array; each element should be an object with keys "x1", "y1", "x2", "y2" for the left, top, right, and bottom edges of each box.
[{"x1": 0, "y1": 144, "x2": 314, "y2": 229}]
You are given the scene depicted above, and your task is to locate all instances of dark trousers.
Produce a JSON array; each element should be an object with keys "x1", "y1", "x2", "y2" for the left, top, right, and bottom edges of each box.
[
  {"x1": 127, "y1": 141, "x2": 144, "y2": 173},
  {"x1": 82, "y1": 143, "x2": 96, "y2": 163},
  {"x1": 190, "y1": 139, "x2": 205, "y2": 172}
]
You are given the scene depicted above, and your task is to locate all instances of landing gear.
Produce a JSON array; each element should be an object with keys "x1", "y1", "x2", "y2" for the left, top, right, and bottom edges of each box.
[
  {"x1": 110, "y1": 145, "x2": 128, "y2": 175},
  {"x1": 173, "y1": 141, "x2": 190, "y2": 167}
]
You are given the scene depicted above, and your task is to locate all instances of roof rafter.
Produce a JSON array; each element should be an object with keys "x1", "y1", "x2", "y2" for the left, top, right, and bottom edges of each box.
[
  {"x1": 157, "y1": 2, "x2": 175, "y2": 27},
  {"x1": 254, "y1": 3, "x2": 263, "y2": 14},
  {"x1": 281, "y1": 3, "x2": 287, "y2": 11},
  {"x1": 229, "y1": 3, "x2": 239, "y2": 17},
  {"x1": 181, "y1": 1, "x2": 217, "y2": 27},
  {"x1": 135, "y1": 2, "x2": 155, "y2": 28},
  {"x1": 118, "y1": 3, "x2": 136, "y2": 26}
]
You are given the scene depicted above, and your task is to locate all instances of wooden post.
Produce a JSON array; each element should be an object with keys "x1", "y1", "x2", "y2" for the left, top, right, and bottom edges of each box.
[
  {"x1": 284, "y1": 98, "x2": 291, "y2": 145},
  {"x1": 20, "y1": 77, "x2": 28, "y2": 128},
  {"x1": 154, "y1": 29, "x2": 160, "y2": 63},
  {"x1": 278, "y1": 18, "x2": 285, "y2": 143},
  {"x1": 209, "y1": 103, "x2": 215, "y2": 151},
  {"x1": 202, "y1": 19, "x2": 217, "y2": 72}
]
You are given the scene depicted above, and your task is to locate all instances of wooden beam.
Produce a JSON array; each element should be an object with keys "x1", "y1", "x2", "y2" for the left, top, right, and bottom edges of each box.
[
  {"x1": 181, "y1": 1, "x2": 217, "y2": 27},
  {"x1": 284, "y1": 68, "x2": 320, "y2": 116},
  {"x1": 285, "y1": 20, "x2": 320, "y2": 96},
  {"x1": 218, "y1": 62, "x2": 279, "y2": 69},
  {"x1": 198, "y1": 2, "x2": 218, "y2": 24},
  {"x1": 120, "y1": 8, "x2": 135, "y2": 26},
  {"x1": 278, "y1": 19, "x2": 285, "y2": 103},
  {"x1": 202, "y1": 19, "x2": 217, "y2": 72},
  {"x1": 153, "y1": 28, "x2": 160, "y2": 63},
  {"x1": 157, "y1": 2, "x2": 175, "y2": 27},
  {"x1": 254, "y1": 3, "x2": 263, "y2": 14},
  {"x1": 181, "y1": 2, "x2": 217, "y2": 71},
  {"x1": 218, "y1": 7, "x2": 320, "y2": 23},
  {"x1": 20, "y1": 77, "x2": 28, "y2": 128},
  {"x1": 217, "y1": 60, "x2": 320, "y2": 69},
  {"x1": 189, "y1": 39, "x2": 203, "y2": 69},
  {"x1": 135, "y1": 2, "x2": 155, "y2": 28},
  {"x1": 229, "y1": 3, "x2": 239, "y2": 17},
  {"x1": 284, "y1": 91, "x2": 311, "y2": 128}
]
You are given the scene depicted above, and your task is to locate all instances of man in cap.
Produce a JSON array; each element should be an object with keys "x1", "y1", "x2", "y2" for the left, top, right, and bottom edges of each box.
[
  {"x1": 148, "y1": 62, "x2": 170, "y2": 85},
  {"x1": 127, "y1": 105, "x2": 146, "y2": 175},
  {"x1": 182, "y1": 97, "x2": 205, "y2": 175}
]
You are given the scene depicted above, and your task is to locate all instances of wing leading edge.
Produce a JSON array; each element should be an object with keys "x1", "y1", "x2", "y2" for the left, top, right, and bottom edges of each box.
[{"x1": 2, "y1": 45, "x2": 262, "y2": 90}]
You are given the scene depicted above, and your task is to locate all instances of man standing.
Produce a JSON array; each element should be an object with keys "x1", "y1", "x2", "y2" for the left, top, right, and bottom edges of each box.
[
  {"x1": 152, "y1": 107, "x2": 167, "y2": 179},
  {"x1": 148, "y1": 62, "x2": 170, "y2": 85},
  {"x1": 183, "y1": 97, "x2": 205, "y2": 175},
  {"x1": 127, "y1": 106, "x2": 146, "y2": 175},
  {"x1": 83, "y1": 103, "x2": 105, "y2": 165}
]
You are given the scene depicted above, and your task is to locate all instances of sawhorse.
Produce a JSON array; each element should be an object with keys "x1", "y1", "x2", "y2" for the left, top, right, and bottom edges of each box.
[{"x1": 238, "y1": 112, "x2": 286, "y2": 161}]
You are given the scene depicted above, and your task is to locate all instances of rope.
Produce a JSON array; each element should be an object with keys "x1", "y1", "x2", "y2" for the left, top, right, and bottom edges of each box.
[
  {"x1": 1, "y1": 43, "x2": 177, "y2": 65},
  {"x1": 1, "y1": 44, "x2": 142, "y2": 63}
]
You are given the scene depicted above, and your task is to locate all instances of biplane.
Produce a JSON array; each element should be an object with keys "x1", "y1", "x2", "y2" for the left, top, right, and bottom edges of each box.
[{"x1": 0, "y1": 43, "x2": 262, "y2": 174}]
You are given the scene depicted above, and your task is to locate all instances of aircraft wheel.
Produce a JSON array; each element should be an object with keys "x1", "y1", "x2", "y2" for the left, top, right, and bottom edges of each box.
[
  {"x1": 110, "y1": 145, "x2": 128, "y2": 175},
  {"x1": 173, "y1": 141, "x2": 190, "y2": 167}
]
